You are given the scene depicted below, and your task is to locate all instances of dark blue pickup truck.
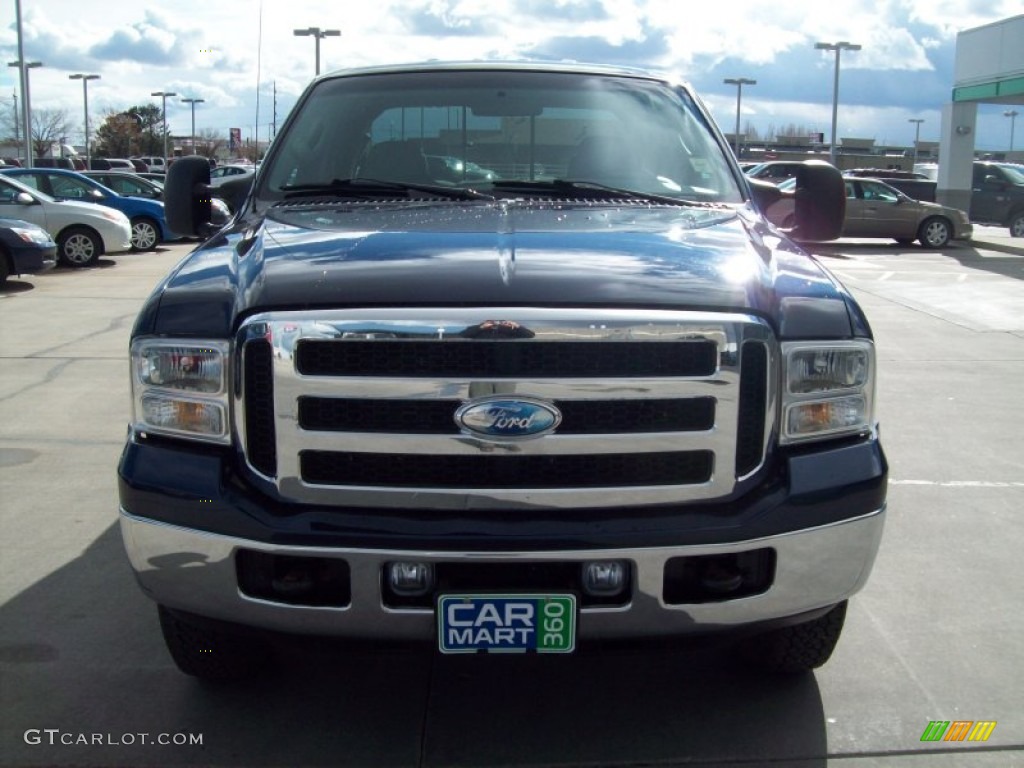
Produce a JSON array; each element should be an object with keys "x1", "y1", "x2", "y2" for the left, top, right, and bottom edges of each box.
[{"x1": 118, "y1": 62, "x2": 886, "y2": 680}]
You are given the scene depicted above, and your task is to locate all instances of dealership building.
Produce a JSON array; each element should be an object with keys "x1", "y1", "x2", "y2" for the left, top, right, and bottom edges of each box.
[{"x1": 938, "y1": 14, "x2": 1024, "y2": 211}]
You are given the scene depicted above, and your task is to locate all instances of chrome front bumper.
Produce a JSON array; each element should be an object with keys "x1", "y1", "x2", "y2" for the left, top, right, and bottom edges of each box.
[{"x1": 120, "y1": 505, "x2": 885, "y2": 639}]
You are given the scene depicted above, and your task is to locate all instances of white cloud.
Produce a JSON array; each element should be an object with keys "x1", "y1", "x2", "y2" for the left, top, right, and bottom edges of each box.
[{"x1": 0, "y1": 0, "x2": 1017, "y2": 149}]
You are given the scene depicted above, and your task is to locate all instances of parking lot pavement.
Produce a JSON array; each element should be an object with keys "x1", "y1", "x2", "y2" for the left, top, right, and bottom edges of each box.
[{"x1": 1, "y1": 240, "x2": 1022, "y2": 767}]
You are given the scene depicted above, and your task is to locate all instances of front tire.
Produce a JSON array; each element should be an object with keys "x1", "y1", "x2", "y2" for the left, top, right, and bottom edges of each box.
[
  {"x1": 130, "y1": 217, "x2": 161, "y2": 251},
  {"x1": 1009, "y1": 210, "x2": 1024, "y2": 238},
  {"x1": 158, "y1": 606, "x2": 273, "y2": 682},
  {"x1": 918, "y1": 217, "x2": 951, "y2": 249},
  {"x1": 738, "y1": 601, "x2": 847, "y2": 674},
  {"x1": 57, "y1": 227, "x2": 101, "y2": 267}
]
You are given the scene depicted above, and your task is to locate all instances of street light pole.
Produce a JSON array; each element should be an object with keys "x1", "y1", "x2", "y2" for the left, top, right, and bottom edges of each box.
[
  {"x1": 68, "y1": 73, "x2": 100, "y2": 169},
  {"x1": 152, "y1": 90, "x2": 177, "y2": 161},
  {"x1": 815, "y1": 41, "x2": 861, "y2": 165},
  {"x1": 908, "y1": 118, "x2": 924, "y2": 166},
  {"x1": 13, "y1": 0, "x2": 31, "y2": 165},
  {"x1": 723, "y1": 77, "x2": 756, "y2": 159},
  {"x1": 1006, "y1": 110, "x2": 1019, "y2": 152},
  {"x1": 181, "y1": 97, "x2": 205, "y2": 157},
  {"x1": 293, "y1": 27, "x2": 340, "y2": 77},
  {"x1": 8, "y1": 60, "x2": 41, "y2": 166}
]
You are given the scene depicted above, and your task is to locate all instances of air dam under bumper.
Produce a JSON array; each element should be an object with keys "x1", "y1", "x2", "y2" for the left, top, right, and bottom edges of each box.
[{"x1": 120, "y1": 507, "x2": 885, "y2": 640}]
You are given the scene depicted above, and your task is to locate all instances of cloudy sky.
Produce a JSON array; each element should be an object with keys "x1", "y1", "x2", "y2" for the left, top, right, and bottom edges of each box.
[{"x1": 1, "y1": 0, "x2": 1020, "y2": 154}]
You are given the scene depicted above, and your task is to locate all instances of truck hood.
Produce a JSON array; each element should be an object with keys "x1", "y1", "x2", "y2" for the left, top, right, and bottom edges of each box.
[{"x1": 141, "y1": 200, "x2": 861, "y2": 339}]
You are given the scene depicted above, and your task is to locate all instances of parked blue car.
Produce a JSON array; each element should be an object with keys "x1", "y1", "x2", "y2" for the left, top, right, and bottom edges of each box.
[{"x1": 0, "y1": 168, "x2": 180, "y2": 251}]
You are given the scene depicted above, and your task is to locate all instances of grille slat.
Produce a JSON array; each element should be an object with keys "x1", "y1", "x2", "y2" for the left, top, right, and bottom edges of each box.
[
  {"x1": 244, "y1": 340, "x2": 277, "y2": 476},
  {"x1": 296, "y1": 340, "x2": 717, "y2": 378},
  {"x1": 301, "y1": 450, "x2": 714, "y2": 489},
  {"x1": 298, "y1": 397, "x2": 716, "y2": 434},
  {"x1": 736, "y1": 341, "x2": 768, "y2": 476}
]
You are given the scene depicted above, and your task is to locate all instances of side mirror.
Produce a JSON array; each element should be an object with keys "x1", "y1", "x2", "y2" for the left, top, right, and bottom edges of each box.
[
  {"x1": 89, "y1": 189, "x2": 105, "y2": 200},
  {"x1": 790, "y1": 160, "x2": 845, "y2": 241},
  {"x1": 15, "y1": 191, "x2": 35, "y2": 205},
  {"x1": 164, "y1": 156, "x2": 212, "y2": 237},
  {"x1": 748, "y1": 177, "x2": 783, "y2": 215},
  {"x1": 217, "y1": 176, "x2": 254, "y2": 215}
]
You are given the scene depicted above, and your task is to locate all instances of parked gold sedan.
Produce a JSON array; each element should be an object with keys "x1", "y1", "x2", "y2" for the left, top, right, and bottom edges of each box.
[{"x1": 768, "y1": 176, "x2": 972, "y2": 248}]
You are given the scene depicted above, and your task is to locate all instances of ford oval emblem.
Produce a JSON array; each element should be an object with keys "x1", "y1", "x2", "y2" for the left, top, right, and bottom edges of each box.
[{"x1": 455, "y1": 397, "x2": 562, "y2": 440}]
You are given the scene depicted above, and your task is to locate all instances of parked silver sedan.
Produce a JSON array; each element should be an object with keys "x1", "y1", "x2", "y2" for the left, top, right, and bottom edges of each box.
[{"x1": 768, "y1": 176, "x2": 972, "y2": 248}]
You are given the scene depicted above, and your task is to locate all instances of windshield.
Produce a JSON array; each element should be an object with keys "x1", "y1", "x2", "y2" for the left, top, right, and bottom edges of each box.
[
  {"x1": 259, "y1": 69, "x2": 743, "y2": 204},
  {"x1": 998, "y1": 163, "x2": 1024, "y2": 184},
  {"x1": 0, "y1": 175, "x2": 56, "y2": 203}
]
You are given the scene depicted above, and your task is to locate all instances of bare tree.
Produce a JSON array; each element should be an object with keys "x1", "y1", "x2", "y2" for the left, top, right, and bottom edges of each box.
[
  {"x1": 31, "y1": 108, "x2": 74, "y2": 157},
  {"x1": 0, "y1": 92, "x2": 20, "y2": 142},
  {"x1": 777, "y1": 123, "x2": 813, "y2": 138},
  {"x1": 194, "y1": 127, "x2": 226, "y2": 160}
]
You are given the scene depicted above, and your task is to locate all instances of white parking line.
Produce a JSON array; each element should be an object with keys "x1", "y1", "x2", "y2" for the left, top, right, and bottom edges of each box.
[{"x1": 891, "y1": 480, "x2": 1024, "y2": 488}]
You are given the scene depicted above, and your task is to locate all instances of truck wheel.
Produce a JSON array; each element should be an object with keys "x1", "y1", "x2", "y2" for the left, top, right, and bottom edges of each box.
[
  {"x1": 738, "y1": 601, "x2": 847, "y2": 674},
  {"x1": 158, "y1": 605, "x2": 273, "y2": 681},
  {"x1": 917, "y1": 217, "x2": 951, "y2": 249},
  {"x1": 130, "y1": 217, "x2": 161, "y2": 251},
  {"x1": 1010, "y1": 211, "x2": 1024, "y2": 238},
  {"x1": 57, "y1": 227, "x2": 101, "y2": 267}
]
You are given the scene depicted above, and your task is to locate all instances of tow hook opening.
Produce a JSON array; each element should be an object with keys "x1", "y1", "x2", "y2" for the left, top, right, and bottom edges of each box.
[
  {"x1": 662, "y1": 549, "x2": 776, "y2": 604},
  {"x1": 236, "y1": 550, "x2": 351, "y2": 607}
]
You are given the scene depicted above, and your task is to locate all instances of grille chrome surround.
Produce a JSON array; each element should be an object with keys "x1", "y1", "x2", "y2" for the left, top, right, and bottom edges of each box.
[{"x1": 236, "y1": 309, "x2": 776, "y2": 510}]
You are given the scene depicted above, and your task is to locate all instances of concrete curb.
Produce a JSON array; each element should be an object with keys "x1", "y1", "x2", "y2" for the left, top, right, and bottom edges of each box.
[{"x1": 967, "y1": 237, "x2": 1024, "y2": 256}]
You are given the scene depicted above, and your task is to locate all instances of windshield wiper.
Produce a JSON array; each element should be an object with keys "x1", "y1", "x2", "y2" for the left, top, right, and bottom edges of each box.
[
  {"x1": 489, "y1": 179, "x2": 711, "y2": 207},
  {"x1": 280, "y1": 178, "x2": 494, "y2": 201}
]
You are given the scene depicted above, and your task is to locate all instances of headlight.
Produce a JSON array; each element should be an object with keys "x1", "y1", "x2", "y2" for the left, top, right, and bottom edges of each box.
[
  {"x1": 100, "y1": 208, "x2": 130, "y2": 225},
  {"x1": 131, "y1": 339, "x2": 231, "y2": 443},
  {"x1": 781, "y1": 341, "x2": 875, "y2": 444},
  {"x1": 10, "y1": 226, "x2": 53, "y2": 245}
]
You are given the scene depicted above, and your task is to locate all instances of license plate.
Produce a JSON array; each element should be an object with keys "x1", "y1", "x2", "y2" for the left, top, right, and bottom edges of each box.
[{"x1": 438, "y1": 594, "x2": 576, "y2": 654}]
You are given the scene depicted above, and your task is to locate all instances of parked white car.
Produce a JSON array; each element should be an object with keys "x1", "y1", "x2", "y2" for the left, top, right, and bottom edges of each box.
[
  {"x1": 134, "y1": 156, "x2": 168, "y2": 174},
  {"x1": 0, "y1": 173, "x2": 132, "y2": 266}
]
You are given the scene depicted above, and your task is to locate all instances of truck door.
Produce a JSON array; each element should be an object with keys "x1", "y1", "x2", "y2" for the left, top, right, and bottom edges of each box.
[{"x1": 970, "y1": 164, "x2": 1008, "y2": 224}]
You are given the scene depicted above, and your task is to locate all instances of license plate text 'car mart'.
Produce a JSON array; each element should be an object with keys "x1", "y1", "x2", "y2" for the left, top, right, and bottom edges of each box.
[{"x1": 439, "y1": 595, "x2": 576, "y2": 654}]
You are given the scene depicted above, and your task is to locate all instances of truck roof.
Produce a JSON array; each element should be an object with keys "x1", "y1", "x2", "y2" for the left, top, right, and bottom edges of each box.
[{"x1": 315, "y1": 59, "x2": 687, "y2": 87}]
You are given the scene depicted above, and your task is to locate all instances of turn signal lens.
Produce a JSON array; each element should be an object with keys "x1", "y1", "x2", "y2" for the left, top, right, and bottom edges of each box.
[
  {"x1": 140, "y1": 395, "x2": 225, "y2": 437},
  {"x1": 786, "y1": 397, "x2": 866, "y2": 437}
]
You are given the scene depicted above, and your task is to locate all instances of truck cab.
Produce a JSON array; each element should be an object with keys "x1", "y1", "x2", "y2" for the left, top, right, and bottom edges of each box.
[{"x1": 971, "y1": 161, "x2": 1024, "y2": 236}]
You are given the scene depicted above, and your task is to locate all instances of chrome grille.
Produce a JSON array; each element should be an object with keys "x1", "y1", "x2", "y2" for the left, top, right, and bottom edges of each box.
[{"x1": 237, "y1": 309, "x2": 776, "y2": 510}]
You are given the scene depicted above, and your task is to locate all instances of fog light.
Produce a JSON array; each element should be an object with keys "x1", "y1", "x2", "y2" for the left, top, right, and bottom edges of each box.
[
  {"x1": 582, "y1": 561, "x2": 627, "y2": 596},
  {"x1": 387, "y1": 562, "x2": 434, "y2": 596}
]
